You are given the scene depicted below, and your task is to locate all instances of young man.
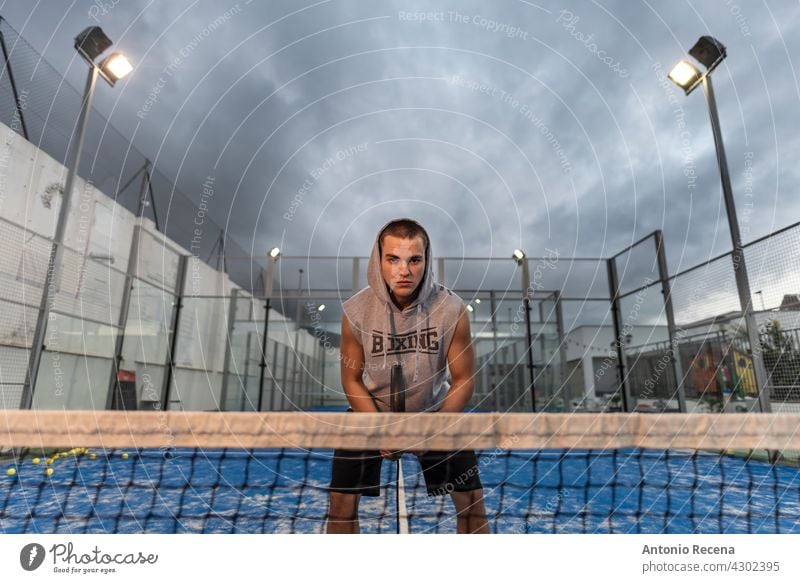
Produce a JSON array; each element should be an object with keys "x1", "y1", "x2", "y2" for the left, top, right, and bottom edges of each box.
[{"x1": 327, "y1": 218, "x2": 489, "y2": 534}]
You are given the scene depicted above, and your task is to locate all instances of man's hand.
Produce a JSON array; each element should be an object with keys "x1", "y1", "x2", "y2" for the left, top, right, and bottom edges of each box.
[{"x1": 381, "y1": 450, "x2": 402, "y2": 460}]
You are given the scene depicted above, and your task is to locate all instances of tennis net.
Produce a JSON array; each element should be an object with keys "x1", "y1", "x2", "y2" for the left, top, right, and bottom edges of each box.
[{"x1": 1, "y1": 411, "x2": 800, "y2": 534}]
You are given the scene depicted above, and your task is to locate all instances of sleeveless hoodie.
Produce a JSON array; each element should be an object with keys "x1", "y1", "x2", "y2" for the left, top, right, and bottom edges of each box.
[{"x1": 342, "y1": 218, "x2": 465, "y2": 412}]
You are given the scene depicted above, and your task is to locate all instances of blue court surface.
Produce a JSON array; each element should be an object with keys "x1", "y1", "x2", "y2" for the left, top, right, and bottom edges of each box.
[{"x1": 2, "y1": 446, "x2": 799, "y2": 534}]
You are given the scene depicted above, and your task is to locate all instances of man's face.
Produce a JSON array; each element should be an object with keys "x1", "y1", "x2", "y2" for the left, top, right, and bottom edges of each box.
[{"x1": 380, "y1": 234, "x2": 426, "y2": 305}]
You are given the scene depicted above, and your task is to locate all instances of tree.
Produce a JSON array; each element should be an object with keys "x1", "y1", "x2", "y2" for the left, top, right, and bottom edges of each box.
[{"x1": 760, "y1": 320, "x2": 800, "y2": 393}]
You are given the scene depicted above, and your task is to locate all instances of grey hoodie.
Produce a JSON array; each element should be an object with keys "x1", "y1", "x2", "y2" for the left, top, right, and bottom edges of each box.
[{"x1": 342, "y1": 218, "x2": 465, "y2": 412}]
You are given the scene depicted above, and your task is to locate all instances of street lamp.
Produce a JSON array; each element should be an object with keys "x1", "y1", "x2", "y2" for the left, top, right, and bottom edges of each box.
[
  {"x1": 21, "y1": 27, "x2": 132, "y2": 409},
  {"x1": 668, "y1": 35, "x2": 771, "y2": 413}
]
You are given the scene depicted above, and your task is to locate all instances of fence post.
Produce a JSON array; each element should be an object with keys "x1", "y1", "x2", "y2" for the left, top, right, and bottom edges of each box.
[
  {"x1": 105, "y1": 160, "x2": 151, "y2": 410},
  {"x1": 161, "y1": 254, "x2": 188, "y2": 411},
  {"x1": 607, "y1": 257, "x2": 632, "y2": 412},
  {"x1": 654, "y1": 230, "x2": 687, "y2": 412},
  {"x1": 219, "y1": 288, "x2": 239, "y2": 411}
]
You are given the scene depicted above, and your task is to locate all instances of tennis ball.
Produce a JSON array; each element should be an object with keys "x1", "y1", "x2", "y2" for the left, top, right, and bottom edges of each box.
[
  {"x1": 121, "y1": 453, "x2": 129, "y2": 460},
  {"x1": 32, "y1": 458, "x2": 40, "y2": 465},
  {"x1": 45, "y1": 468, "x2": 54, "y2": 476},
  {"x1": 5, "y1": 468, "x2": 16, "y2": 477},
  {"x1": 89, "y1": 453, "x2": 97, "y2": 460},
  {"x1": 46, "y1": 458, "x2": 54, "y2": 465}
]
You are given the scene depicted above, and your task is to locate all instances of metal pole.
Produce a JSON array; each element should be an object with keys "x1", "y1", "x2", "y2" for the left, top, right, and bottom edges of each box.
[
  {"x1": 0, "y1": 25, "x2": 30, "y2": 141},
  {"x1": 161, "y1": 254, "x2": 188, "y2": 411},
  {"x1": 219, "y1": 288, "x2": 239, "y2": 411},
  {"x1": 703, "y1": 75, "x2": 771, "y2": 413},
  {"x1": 654, "y1": 230, "x2": 687, "y2": 412},
  {"x1": 292, "y1": 270, "x2": 304, "y2": 410},
  {"x1": 256, "y1": 298, "x2": 271, "y2": 412},
  {"x1": 269, "y1": 340, "x2": 279, "y2": 411},
  {"x1": 607, "y1": 258, "x2": 631, "y2": 412},
  {"x1": 279, "y1": 342, "x2": 289, "y2": 411},
  {"x1": 257, "y1": 257, "x2": 276, "y2": 411},
  {"x1": 21, "y1": 65, "x2": 98, "y2": 409},
  {"x1": 104, "y1": 161, "x2": 151, "y2": 410},
  {"x1": 554, "y1": 291, "x2": 567, "y2": 404},
  {"x1": 242, "y1": 330, "x2": 253, "y2": 411},
  {"x1": 490, "y1": 290, "x2": 499, "y2": 411},
  {"x1": 521, "y1": 259, "x2": 537, "y2": 412}
]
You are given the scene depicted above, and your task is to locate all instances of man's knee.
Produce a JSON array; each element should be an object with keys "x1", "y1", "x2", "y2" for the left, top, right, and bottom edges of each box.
[
  {"x1": 328, "y1": 491, "x2": 360, "y2": 520},
  {"x1": 451, "y1": 488, "x2": 485, "y2": 513}
]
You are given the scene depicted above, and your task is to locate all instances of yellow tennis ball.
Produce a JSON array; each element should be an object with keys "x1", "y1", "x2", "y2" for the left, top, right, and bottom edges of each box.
[
  {"x1": 121, "y1": 453, "x2": 129, "y2": 460},
  {"x1": 46, "y1": 458, "x2": 54, "y2": 465},
  {"x1": 32, "y1": 458, "x2": 40, "y2": 465},
  {"x1": 89, "y1": 454, "x2": 97, "y2": 460},
  {"x1": 45, "y1": 468, "x2": 54, "y2": 476},
  {"x1": 5, "y1": 468, "x2": 16, "y2": 477}
]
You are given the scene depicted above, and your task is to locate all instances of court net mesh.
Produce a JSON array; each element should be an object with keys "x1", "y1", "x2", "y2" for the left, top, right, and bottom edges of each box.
[{"x1": 1, "y1": 411, "x2": 800, "y2": 534}]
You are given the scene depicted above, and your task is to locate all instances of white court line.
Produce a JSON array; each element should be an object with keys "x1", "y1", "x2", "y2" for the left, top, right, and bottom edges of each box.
[{"x1": 397, "y1": 460, "x2": 409, "y2": 534}]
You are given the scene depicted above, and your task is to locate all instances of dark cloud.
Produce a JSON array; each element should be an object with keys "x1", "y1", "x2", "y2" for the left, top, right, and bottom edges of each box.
[{"x1": 2, "y1": 0, "x2": 797, "y2": 298}]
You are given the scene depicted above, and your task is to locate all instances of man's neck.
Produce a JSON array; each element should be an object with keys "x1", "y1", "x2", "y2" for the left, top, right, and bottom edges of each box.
[{"x1": 389, "y1": 288, "x2": 420, "y2": 311}]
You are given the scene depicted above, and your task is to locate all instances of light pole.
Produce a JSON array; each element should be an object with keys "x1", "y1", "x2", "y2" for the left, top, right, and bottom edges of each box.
[
  {"x1": 21, "y1": 27, "x2": 132, "y2": 409},
  {"x1": 257, "y1": 247, "x2": 280, "y2": 412},
  {"x1": 668, "y1": 35, "x2": 771, "y2": 413},
  {"x1": 513, "y1": 249, "x2": 536, "y2": 412}
]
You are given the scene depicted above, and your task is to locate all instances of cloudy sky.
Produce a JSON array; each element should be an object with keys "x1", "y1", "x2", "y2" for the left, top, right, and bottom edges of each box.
[{"x1": 2, "y1": 0, "x2": 798, "y2": 307}]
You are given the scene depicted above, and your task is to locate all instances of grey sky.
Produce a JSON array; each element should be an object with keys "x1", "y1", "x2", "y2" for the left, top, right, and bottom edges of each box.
[{"x1": 1, "y1": 0, "x2": 798, "y2": 298}]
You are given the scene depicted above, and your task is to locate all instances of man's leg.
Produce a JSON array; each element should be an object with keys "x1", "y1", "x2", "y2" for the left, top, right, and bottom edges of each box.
[
  {"x1": 450, "y1": 488, "x2": 489, "y2": 534},
  {"x1": 327, "y1": 491, "x2": 361, "y2": 533}
]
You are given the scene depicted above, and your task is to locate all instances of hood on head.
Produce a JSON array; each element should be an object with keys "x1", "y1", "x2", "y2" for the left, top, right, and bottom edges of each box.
[{"x1": 366, "y1": 217, "x2": 435, "y2": 312}]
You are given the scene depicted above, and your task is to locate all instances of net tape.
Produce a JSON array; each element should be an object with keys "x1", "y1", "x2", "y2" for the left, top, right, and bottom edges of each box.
[{"x1": 2, "y1": 411, "x2": 800, "y2": 450}]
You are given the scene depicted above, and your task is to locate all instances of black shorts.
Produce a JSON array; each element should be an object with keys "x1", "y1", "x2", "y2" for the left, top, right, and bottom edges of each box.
[{"x1": 329, "y1": 449, "x2": 483, "y2": 497}]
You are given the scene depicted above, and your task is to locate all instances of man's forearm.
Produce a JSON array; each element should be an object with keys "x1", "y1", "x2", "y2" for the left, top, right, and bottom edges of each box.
[
  {"x1": 438, "y1": 380, "x2": 474, "y2": 413},
  {"x1": 343, "y1": 379, "x2": 379, "y2": 412}
]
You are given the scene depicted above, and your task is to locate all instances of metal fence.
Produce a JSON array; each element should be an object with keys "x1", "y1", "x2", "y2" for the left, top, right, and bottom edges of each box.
[
  {"x1": 1, "y1": 184, "x2": 797, "y2": 414},
  {"x1": 2, "y1": 16, "x2": 799, "y2": 415}
]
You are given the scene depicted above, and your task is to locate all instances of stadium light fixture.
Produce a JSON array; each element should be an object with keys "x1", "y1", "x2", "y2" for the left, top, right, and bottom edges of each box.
[
  {"x1": 667, "y1": 60, "x2": 702, "y2": 94},
  {"x1": 100, "y1": 52, "x2": 133, "y2": 83},
  {"x1": 667, "y1": 35, "x2": 770, "y2": 413},
  {"x1": 512, "y1": 249, "x2": 526, "y2": 265}
]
